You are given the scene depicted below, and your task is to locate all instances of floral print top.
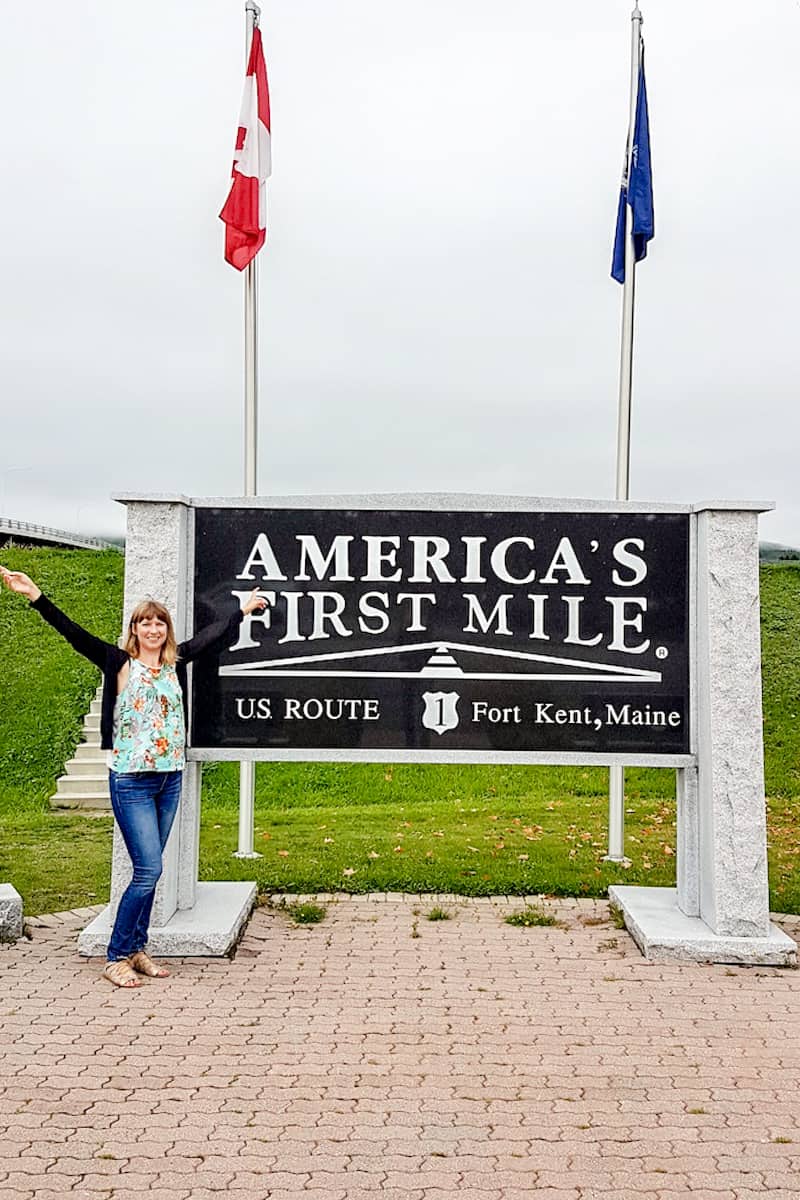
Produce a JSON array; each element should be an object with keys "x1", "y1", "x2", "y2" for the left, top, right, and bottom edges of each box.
[{"x1": 110, "y1": 659, "x2": 186, "y2": 773}]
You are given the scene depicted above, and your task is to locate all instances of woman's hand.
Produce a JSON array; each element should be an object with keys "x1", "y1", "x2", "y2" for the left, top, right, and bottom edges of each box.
[
  {"x1": 240, "y1": 588, "x2": 268, "y2": 616},
  {"x1": 0, "y1": 567, "x2": 41, "y2": 603}
]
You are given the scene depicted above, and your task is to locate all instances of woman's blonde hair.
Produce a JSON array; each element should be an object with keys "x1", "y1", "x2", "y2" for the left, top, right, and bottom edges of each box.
[{"x1": 124, "y1": 599, "x2": 179, "y2": 666}]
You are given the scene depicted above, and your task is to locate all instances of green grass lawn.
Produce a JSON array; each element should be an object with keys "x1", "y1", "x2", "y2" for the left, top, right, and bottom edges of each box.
[
  {"x1": 1, "y1": 547, "x2": 798, "y2": 914},
  {"x1": 199, "y1": 761, "x2": 682, "y2": 898}
]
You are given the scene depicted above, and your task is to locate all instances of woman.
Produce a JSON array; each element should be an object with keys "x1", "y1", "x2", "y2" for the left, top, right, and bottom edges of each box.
[{"x1": 0, "y1": 564, "x2": 266, "y2": 988}]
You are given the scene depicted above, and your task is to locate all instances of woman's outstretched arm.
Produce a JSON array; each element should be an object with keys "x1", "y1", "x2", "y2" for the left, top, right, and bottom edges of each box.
[
  {"x1": 1, "y1": 566, "x2": 115, "y2": 670},
  {"x1": 0, "y1": 567, "x2": 41, "y2": 603},
  {"x1": 179, "y1": 588, "x2": 267, "y2": 662}
]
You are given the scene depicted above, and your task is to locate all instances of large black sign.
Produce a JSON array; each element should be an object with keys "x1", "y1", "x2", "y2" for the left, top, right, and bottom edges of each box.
[{"x1": 191, "y1": 507, "x2": 690, "y2": 757}]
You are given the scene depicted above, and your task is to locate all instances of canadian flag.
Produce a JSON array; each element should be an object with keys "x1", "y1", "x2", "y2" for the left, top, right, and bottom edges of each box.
[{"x1": 220, "y1": 27, "x2": 271, "y2": 271}]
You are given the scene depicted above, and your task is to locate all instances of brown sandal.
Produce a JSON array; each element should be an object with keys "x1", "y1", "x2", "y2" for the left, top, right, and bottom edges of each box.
[
  {"x1": 103, "y1": 959, "x2": 143, "y2": 988},
  {"x1": 129, "y1": 950, "x2": 170, "y2": 978}
]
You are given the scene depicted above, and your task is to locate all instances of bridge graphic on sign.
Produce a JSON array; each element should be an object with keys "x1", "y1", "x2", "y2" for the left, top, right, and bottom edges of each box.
[{"x1": 219, "y1": 641, "x2": 661, "y2": 682}]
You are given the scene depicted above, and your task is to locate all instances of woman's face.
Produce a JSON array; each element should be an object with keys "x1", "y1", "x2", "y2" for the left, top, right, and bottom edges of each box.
[{"x1": 135, "y1": 615, "x2": 168, "y2": 653}]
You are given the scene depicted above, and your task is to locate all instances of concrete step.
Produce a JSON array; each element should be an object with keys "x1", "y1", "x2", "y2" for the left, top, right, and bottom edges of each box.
[
  {"x1": 66, "y1": 757, "x2": 108, "y2": 776},
  {"x1": 55, "y1": 774, "x2": 110, "y2": 796},
  {"x1": 50, "y1": 792, "x2": 113, "y2": 811},
  {"x1": 74, "y1": 741, "x2": 103, "y2": 760},
  {"x1": 50, "y1": 683, "x2": 111, "y2": 812}
]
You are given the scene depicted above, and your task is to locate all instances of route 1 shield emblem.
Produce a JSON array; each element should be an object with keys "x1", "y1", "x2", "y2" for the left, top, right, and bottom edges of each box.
[{"x1": 421, "y1": 691, "x2": 460, "y2": 736}]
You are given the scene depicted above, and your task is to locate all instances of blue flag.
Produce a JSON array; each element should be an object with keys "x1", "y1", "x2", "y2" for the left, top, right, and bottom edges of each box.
[{"x1": 611, "y1": 51, "x2": 654, "y2": 284}]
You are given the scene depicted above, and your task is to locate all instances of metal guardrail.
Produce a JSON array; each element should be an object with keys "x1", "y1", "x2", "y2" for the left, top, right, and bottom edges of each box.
[{"x1": 0, "y1": 517, "x2": 122, "y2": 552}]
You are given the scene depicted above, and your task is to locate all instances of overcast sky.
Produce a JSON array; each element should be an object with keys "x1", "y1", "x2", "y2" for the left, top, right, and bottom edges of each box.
[{"x1": 1, "y1": 1, "x2": 798, "y2": 544}]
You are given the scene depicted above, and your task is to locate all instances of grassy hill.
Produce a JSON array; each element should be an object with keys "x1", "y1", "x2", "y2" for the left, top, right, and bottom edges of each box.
[
  {"x1": 0, "y1": 548, "x2": 124, "y2": 807},
  {"x1": 1, "y1": 547, "x2": 798, "y2": 914}
]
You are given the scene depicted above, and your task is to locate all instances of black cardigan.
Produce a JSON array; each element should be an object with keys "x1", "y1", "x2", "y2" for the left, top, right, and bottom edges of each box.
[{"x1": 31, "y1": 593, "x2": 244, "y2": 751}]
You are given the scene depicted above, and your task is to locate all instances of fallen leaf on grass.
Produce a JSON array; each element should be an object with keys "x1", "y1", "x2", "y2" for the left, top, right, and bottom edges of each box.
[
  {"x1": 393, "y1": 846, "x2": 404, "y2": 853},
  {"x1": 518, "y1": 854, "x2": 529, "y2": 862},
  {"x1": 277, "y1": 849, "x2": 289, "y2": 857},
  {"x1": 368, "y1": 851, "x2": 380, "y2": 860},
  {"x1": 324, "y1": 837, "x2": 335, "y2": 844},
  {"x1": 342, "y1": 867, "x2": 356, "y2": 877}
]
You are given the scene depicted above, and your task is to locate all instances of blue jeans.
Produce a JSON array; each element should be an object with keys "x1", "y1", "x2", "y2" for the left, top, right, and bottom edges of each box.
[{"x1": 107, "y1": 770, "x2": 182, "y2": 962}]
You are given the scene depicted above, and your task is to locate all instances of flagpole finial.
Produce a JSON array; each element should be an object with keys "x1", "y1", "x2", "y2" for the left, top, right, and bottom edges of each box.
[
  {"x1": 632, "y1": 4, "x2": 643, "y2": 21},
  {"x1": 245, "y1": 0, "x2": 261, "y2": 19}
]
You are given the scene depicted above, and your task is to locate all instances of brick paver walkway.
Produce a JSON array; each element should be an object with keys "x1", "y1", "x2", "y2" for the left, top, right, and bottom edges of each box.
[{"x1": 1, "y1": 895, "x2": 799, "y2": 1199}]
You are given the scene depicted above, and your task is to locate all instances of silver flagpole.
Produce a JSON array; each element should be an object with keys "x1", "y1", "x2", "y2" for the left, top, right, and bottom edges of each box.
[
  {"x1": 607, "y1": 3, "x2": 643, "y2": 863},
  {"x1": 235, "y1": 0, "x2": 262, "y2": 861}
]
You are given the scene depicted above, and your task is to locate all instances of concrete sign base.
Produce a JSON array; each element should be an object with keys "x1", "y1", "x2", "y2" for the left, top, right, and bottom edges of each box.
[
  {"x1": 609, "y1": 885, "x2": 797, "y2": 966},
  {"x1": 77, "y1": 882, "x2": 256, "y2": 959}
]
